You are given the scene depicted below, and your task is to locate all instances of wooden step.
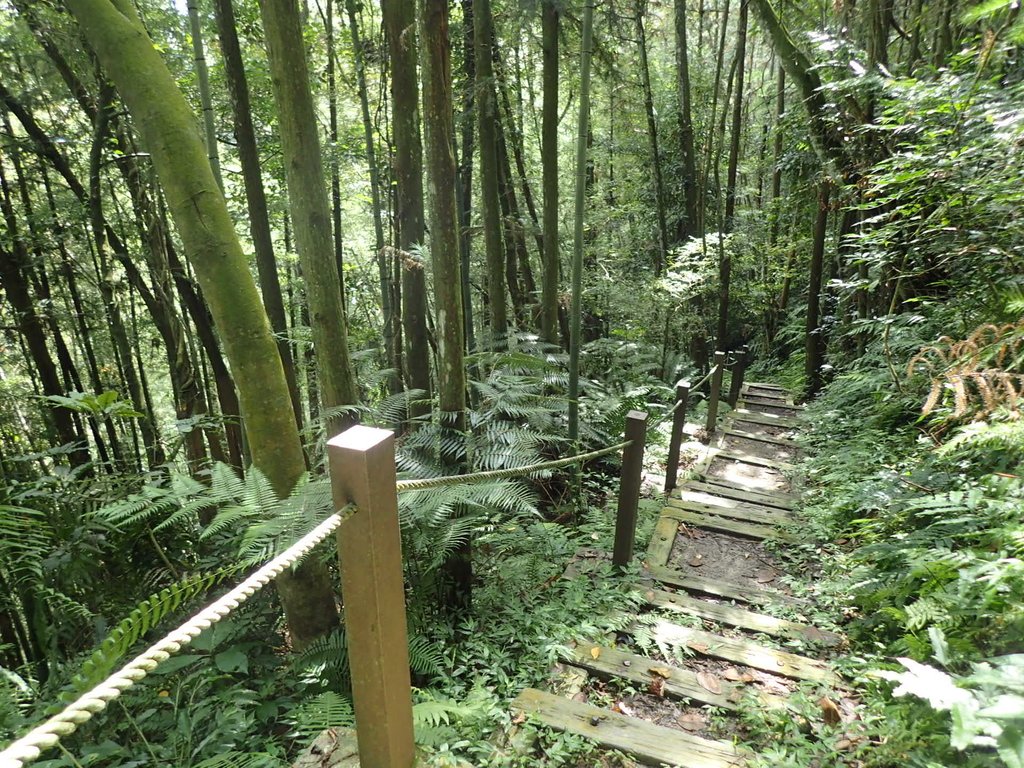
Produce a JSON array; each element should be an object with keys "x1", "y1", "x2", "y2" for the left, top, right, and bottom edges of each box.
[
  {"x1": 723, "y1": 428, "x2": 799, "y2": 449},
  {"x1": 742, "y1": 396, "x2": 804, "y2": 411},
  {"x1": 566, "y1": 644, "x2": 786, "y2": 710},
  {"x1": 745, "y1": 382, "x2": 786, "y2": 392},
  {"x1": 643, "y1": 619, "x2": 840, "y2": 685},
  {"x1": 668, "y1": 495, "x2": 796, "y2": 527},
  {"x1": 732, "y1": 410, "x2": 802, "y2": 429},
  {"x1": 644, "y1": 589, "x2": 843, "y2": 647},
  {"x1": 648, "y1": 565, "x2": 804, "y2": 607},
  {"x1": 511, "y1": 688, "x2": 744, "y2": 768},
  {"x1": 713, "y1": 450, "x2": 796, "y2": 472},
  {"x1": 743, "y1": 391, "x2": 788, "y2": 403},
  {"x1": 661, "y1": 506, "x2": 795, "y2": 542},
  {"x1": 676, "y1": 489, "x2": 798, "y2": 521},
  {"x1": 686, "y1": 480, "x2": 797, "y2": 511},
  {"x1": 646, "y1": 515, "x2": 677, "y2": 568}
]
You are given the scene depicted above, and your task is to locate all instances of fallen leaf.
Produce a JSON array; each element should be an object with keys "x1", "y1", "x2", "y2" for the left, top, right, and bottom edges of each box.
[
  {"x1": 590, "y1": 646, "x2": 601, "y2": 660},
  {"x1": 648, "y1": 677, "x2": 666, "y2": 697},
  {"x1": 722, "y1": 667, "x2": 742, "y2": 681},
  {"x1": 688, "y1": 642, "x2": 709, "y2": 653},
  {"x1": 755, "y1": 568, "x2": 776, "y2": 584},
  {"x1": 819, "y1": 696, "x2": 841, "y2": 726},
  {"x1": 611, "y1": 701, "x2": 635, "y2": 716},
  {"x1": 645, "y1": 590, "x2": 656, "y2": 601},
  {"x1": 677, "y1": 712, "x2": 705, "y2": 731},
  {"x1": 696, "y1": 671, "x2": 722, "y2": 694},
  {"x1": 572, "y1": 692, "x2": 588, "y2": 703},
  {"x1": 687, "y1": 553, "x2": 705, "y2": 568},
  {"x1": 648, "y1": 666, "x2": 673, "y2": 679},
  {"x1": 835, "y1": 739, "x2": 852, "y2": 750},
  {"x1": 512, "y1": 712, "x2": 527, "y2": 725}
]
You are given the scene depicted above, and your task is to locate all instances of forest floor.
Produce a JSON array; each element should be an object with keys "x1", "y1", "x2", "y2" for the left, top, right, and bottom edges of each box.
[{"x1": 509, "y1": 382, "x2": 857, "y2": 767}]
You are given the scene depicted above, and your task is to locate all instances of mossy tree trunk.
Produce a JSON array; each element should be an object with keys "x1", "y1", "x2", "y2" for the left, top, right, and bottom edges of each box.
[
  {"x1": 541, "y1": 0, "x2": 560, "y2": 345},
  {"x1": 65, "y1": 0, "x2": 339, "y2": 649}
]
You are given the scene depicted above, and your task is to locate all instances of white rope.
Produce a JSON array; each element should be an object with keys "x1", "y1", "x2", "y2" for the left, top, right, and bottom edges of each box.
[{"x1": 0, "y1": 505, "x2": 355, "y2": 768}]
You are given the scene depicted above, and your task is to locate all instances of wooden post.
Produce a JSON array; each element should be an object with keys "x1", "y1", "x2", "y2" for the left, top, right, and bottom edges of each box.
[
  {"x1": 728, "y1": 345, "x2": 750, "y2": 407},
  {"x1": 664, "y1": 381, "x2": 690, "y2": 493},
  {"x1": 705, "y1": 350, "x2": 726, "y2": 439},
  {"x1": 327, "y1": 426, "x2": 415, "y2": 768},
  {"x1": 613, "y1": 410, "x2": 648, "y2": 568}
]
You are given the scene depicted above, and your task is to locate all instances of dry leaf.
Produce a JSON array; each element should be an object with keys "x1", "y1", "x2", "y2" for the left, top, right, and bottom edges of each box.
[
  {"x1": 649, "y1": 666, "x2": 673, "y2": 679},
  {"x1": 645, "y1": 590, "x2": 656, "y2": 601},
  {"x1": 611, "y1": 701, "x2": 635, "y2": 716},
  {"x1": 677, "y1": 712, "x2": 705, "y2": 731},
  {"x1": 687, "y1": 553, "x2": 705, "y2": 568},
  {"x1": 590, "y1": 646, "x2": 601, "y2": 660},
  {"x1": 648, "y1": 677, "x2": 666, "y2": 697},
  {"x1": 722, "y1": 667, "x2": 742, "y2": 681},
  {"x1": 755, "y1": 568, "x2": 776, "y2": 584},
  {"x1": 819, "y1": 696, "x2": 842, "y2": 726},
  {"x1": 835, "y1": 739, "x2": 852, "y2": 750},
  {"x1": 688, "y1": 642, "x2": 709, "y2": 653},
  {"x1": 696, "y1": 671, "x2": 722, "y2": 694}
]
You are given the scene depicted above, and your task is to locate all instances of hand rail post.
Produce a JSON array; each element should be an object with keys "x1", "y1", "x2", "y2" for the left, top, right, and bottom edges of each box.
[
  {"x1": 613, "y1": 410, "x2": 649, "y2": 568},
  {"x1": 727, "y1": 345, "x2": 750, "y2": 408},
  {"x1": 664, "y1": 382, "x2": 690, "y2": 493},
  {"x1": 704, "y1": 350, "x2": 726, "y2": 440},
  {"x1": 328, "y1": 426, "x2": 416, "y2": 768}
]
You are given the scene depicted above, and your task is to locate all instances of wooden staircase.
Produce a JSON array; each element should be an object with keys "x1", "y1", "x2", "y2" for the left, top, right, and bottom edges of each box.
[{"x1": 511, "y1": 382, "x2": 844, "y2": 767}]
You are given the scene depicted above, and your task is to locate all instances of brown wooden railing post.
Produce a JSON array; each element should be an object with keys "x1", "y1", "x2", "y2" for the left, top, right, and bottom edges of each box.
[
  {"x1": 327, "y1": 426, "x2": 415, "y2": 768},
  {"x1": 664, "y1": 382, "x2": 690, "y2": 493},
  {"x1": 613, "y1": 410, "x2": 648, "y2": 568},
  {"x1": 727, "y1": 345, "x2": 750, "y2": 408},
  {"x1": 704, "y1": 350, "x2": 726, "y2": 440}
]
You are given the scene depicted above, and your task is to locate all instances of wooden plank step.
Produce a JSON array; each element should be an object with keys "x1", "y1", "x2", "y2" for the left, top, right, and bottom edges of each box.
[
  {"x1": 714, "y1": 450, "x2": 796, "y2": 472},
  {"x1": 742, "y1": 396, "x2": 804, "y2": 411},
  {"x1": 743, "y1": 391, "x2": 788, "y2": 403},
  {"x1": 511, "y1": 688, "x2": 744, "y2": 768},
  {"x1": 667, "y1": 496, "x2": 796, "y2": 527},
  {"x1": 646, "y1": 515, "x2": 677, "y2": 569},
  {"x1": 644, "y1": 589, "x2": 843, "y2": 647},
  {"x1": 661, "y1": 506, "x2": 796, "y2": 543},
  {"x1": 644, "y1": 619, "x2": 840, "y2": 685},
  {"x1": 686, "y1": 480, "x2": 797, "y2": 511},
  {"x1": 676, "y1": 489, "x2": 798, "y2": 521},
  {"x1": 566, "y1": 644, "x2": 787, "y2": 711},
  {"x1": 732, "y1": 410, "x2": 802, "y2": 429},
  {"x1": 723, "y1": 428, "x2": 799, "y2": 449},
  {"x1": 745, "y1": 382, "x2": 787, "y2": 391},
  {"x1": 647, "y1": 565, "x2": 804, "y2": 607}
]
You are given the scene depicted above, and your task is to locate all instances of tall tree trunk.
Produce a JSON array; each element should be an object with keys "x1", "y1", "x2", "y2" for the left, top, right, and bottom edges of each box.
[
  {"x1": 382, "y1": 0, "x2": 432, "y2": 420},
  {"x1": 541, "y1": 0, "x2": 560, "y2": 344},
  {"x1": 67, "y1": 0, "x2": 338, "y2": 649},
  {"x1": 259, "y1": 0, "x2": 360, "y2": 440},
  {"x1": 635, "y1": 0, "x2": 669, "y2": 274},
  {"x1": 568, "y1": 0, "x2": 596, "y2": 447},
  {"x1": 457, "y1": 0, "x2": 478, "y2": 356},
  {"x1": 186, "y1": 0, "x2": 223, "y2": 189},
  {"x1": 724, "y1": 0, "x2": 748, "y2": 230},
  {"x1": 422, "y1": 0, "x2": 470, "y2": 609},
  {"x1": 212, "y1": 0, "x2": 304, "y2": 436},
  {"x1": 475, "y1": 0, "x2": 508, "y2": 345},
  {"x1": 343, "y1": 0, "x2": 399, "y2": 392},
  {"x1": 325, "y1": 0, "x2": 347, "y2": 306},
  {"x1": 768, "y1": 64, "x2": 785, "y2": 245},
  {"x1": 805, "y1": 181, "x2": 830, "y2": 398}
]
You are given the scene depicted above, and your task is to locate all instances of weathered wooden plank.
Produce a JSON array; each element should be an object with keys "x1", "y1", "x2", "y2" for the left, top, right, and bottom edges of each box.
[
  {"x1": 686, "y1": 480, "x2": 797, "y2": 511},
  {"x1": 723, "y1": 428, "x2": 799, "y2": 449},
  {"x1": 647, "y1": 565, "x2": 804, "y2": 607},
  {"x1": 666, "y1": 496, "x2": 796, "y2": 527},
  {"x1": 732, "y1": 410, "x2": 802, "y2": 429},
  {"x1": 714, "y1": 451, "x2": 796, "y2": 472},
  {"x1": 661, "y1": 506, "x2": 796, "y2": 542},
  {"x1": 744, "y1": 382, "x2": 787, "y2": 391},
  {"x1": 644, "y1": 589, "x2": 843, "y2": 647},
  {"x1": 511, "y1": 688, "x2": 744, "y2": 768},
  {"x1": 566, "y1": 644, "x2": 786, "y2": 711},
  {"x1": 646, "y1": 515, "x2": 677, "y2": 569},
  {"x1": 645, "y1": 620, "x2": 840, "y2": 685},
  {"x1": 675, "y1": 489, "x2": 798, "y2": 520},
  {"x1": 742, "y1": 396, "x2": 804, "y2": 411}
]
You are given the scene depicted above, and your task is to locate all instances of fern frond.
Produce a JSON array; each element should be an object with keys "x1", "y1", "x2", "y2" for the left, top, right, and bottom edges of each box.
[{"x1": 288, "y1": 691, "x2": 355, "y2": 744}]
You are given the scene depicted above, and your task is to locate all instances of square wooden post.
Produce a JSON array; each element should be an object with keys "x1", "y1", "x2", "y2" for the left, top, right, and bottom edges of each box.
[
  {"x1": 664, "y1": 382, "x2": 690, "y2": 493},
  {"x1": 704, "y1": 350, "x2": 726, "y2": 440},
  {"x1": 613, "y1": 410, "x2": 648, "y2": 568},
  {"x1": 328, "y1": 426, "x2": 415, "y2": 768}
]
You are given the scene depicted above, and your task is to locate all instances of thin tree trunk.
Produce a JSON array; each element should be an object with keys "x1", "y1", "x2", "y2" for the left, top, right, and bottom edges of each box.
[
  {"x1": 769, "y1": 64, "x2": 785, "y2": 245},
  {"x1": 724, "y1": 0, "x2": 748, "y2": 230},
  {"x1": 457, "y1": 0, "x2": 478, "y2": 356},
  {"x1": 541, "y1": 0, "x2": 560, "y2": 344},
  {"x1": 422, "y1": 0, "x2": 470, "y2": 610},
  {"x1": 635, "y1": 0, "x2": 669, "y2": 274},
  {"x1": 805, "y1": 181, "x2": 830, "y2": 398},
  {"x1": 212, "y1": 0, "x2": 304, "y2": 436},
  {"x1": 187, "y1": 0, "x2": 223, "y2": 189},
  {"x1": 325, "y1": 0, "x2": 347, "y2": 307},
  {"x1": 382, "y1": 0, "x2": 432, "y2": 420}
]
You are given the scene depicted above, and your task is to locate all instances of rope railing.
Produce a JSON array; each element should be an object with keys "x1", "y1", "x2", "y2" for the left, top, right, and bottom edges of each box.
[
  {"x1": 0, "y1": 504, "x2": 357, "y2": 768},
  {"x1": 0, "y1": 439, "x2": 638, "y2": 768}
]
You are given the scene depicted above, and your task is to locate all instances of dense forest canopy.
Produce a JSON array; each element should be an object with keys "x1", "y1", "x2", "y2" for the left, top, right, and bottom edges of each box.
[{"x1": 1, "y1": 0, "x2": 1023, "y2": 764}]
